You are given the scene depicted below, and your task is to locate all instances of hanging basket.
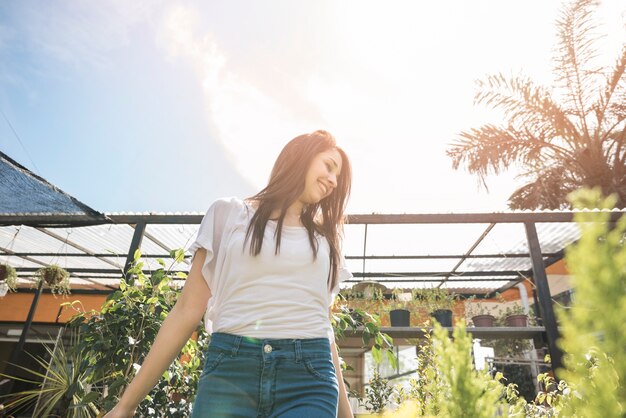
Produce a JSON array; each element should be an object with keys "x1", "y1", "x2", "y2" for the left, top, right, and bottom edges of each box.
[
  {"x1": 0, "y1": 263, "x2": 18, "y2": 292},
  {"x1": 36, "y1": 265, "x2": 71, "y2": 295}
]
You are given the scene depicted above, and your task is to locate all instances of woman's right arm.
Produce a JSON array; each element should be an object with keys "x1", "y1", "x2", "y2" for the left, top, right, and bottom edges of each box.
[{"x1": 104, "y1": 248, "x2": 212, "y2": 418}]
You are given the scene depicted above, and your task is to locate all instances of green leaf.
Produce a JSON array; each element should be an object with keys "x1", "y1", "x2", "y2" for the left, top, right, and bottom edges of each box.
[
  {"x1": 81, "y1": 391, "x2": 100, "y2": 404},
  {"x1": 386, "y1": 349, "x2": 398, "y2": 369},
  {"x1": 173, "y1": 248, "x2": 185, "y2": 263},
  {"x1": 371, "y1": 346, "x2": 382, "y2": 364},
  {"x1": 134, "y1": 249, "x2": 142, "y2": 261}
]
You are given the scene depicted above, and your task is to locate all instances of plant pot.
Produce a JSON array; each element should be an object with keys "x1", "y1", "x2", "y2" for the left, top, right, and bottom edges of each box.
[
  {"x1": 42, "y1": 268, "x2": 65, "y2": 285},
  {"x1": 389, "y1": 309, "x2": 410, "y2": 327},
  {"x1": 505, "y1": 314, "x2": 528, "y2": 327},
  {"x1": 472, "y1": 314, "x2": 495, "y2": 327},
  {"x1": 0, "y1": 264, "x2": 9, "y2": 281},
  {"x1": 431, "y1": 309, "x2": 452, "y2": 327}
]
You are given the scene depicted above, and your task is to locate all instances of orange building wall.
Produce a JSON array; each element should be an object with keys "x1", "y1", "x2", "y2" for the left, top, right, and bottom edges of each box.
[
  {"x1": 546, "y1": 259, "x2": 568, "y2": 275},
  {"x1": 0, "y1": 293, "x2": 108, "y2": 323}
]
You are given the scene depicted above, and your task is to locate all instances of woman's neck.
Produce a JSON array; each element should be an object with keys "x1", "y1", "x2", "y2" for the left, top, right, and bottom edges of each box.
[{"x1": 270, "y1": 201, "x2": 305, "y2": 227}]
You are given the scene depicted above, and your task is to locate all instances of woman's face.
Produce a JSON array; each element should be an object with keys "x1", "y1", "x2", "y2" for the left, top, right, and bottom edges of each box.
[{"x1": 299, "y1": 148, "x2": 343, "y2": 205}]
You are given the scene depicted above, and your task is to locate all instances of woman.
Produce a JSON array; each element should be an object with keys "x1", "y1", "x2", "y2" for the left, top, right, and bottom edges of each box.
[{"x1": 105, "y1": 130, "x2": 354, "y2": 417}]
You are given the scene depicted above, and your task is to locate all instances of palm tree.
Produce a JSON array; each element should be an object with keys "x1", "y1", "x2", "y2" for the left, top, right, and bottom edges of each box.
[{"x1": 447, "y1": 0, "x2": 626, "y2": 209}]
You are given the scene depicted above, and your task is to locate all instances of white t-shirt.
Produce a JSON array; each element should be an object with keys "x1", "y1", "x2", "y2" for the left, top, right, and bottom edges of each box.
[{"x1": 187, "y1": 197, "x2": 352, "y2": 342}]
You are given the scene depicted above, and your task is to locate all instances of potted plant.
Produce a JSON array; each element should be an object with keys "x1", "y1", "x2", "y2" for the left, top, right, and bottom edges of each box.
[
  {"x1": 418, "y1": 287, "x2": 456, "y2": 327},
  {"x1": 35, "y1": 264, "x2": 71, "y2": 295},
  {"x1": 502, "y1": 303, "x2": 529, "y2": 327},
  {"x1": 465, "y1": 296, "x2": 496, "y2": 327},
  {"x1": 351, "y1": 370, "x2": 394, "y2": 417},
  {"x1": 388, "y1": 288, "x2": 412, "y2": 327},
  {"x1": 340, "y1": 288, "x2": 366, "y2": 325},
  {"x1": 0, "y1": 263, "x2": 18, "y2": 294}
]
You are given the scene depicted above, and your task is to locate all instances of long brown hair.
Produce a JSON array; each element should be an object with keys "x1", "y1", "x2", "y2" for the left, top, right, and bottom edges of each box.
[{"x1": 245, "y1": 130, "x2": 352, "y2": 291}]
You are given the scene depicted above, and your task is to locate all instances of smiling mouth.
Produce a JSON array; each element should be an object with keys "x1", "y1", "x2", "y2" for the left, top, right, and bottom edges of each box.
[{"x1": 318, "y1": 181, "x2": 328, "y2": 195}]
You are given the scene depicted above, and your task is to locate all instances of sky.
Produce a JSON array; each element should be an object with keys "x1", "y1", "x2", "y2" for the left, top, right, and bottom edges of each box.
[{"x1": 1, "y1": 1, "x2": 625, "y2": 214}]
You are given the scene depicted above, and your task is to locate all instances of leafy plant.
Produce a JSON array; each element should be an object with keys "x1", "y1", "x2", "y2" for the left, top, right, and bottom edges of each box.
[
  {"x1": 413, "y1": 287, "x2": 457, "y2": 313},
  {"x1": 352, "y1": 370, "x2": 395, "y2": 414},
  {"x1": 36, "y1": 264, "x2": 71, "y2": 295},
  {"x1": 464, "y1": 296, "x2": 497, "y2": 318},
  {"x1": 448, "y1": 0, "x2": 626, "y2": 209},
  {"x1": 0, "y1": 262, "x2": 18, "y2": 292},
  {"x1": 0, "y1": 330, "x2": 105, "y2": 417},
  {"x1": 66, "y1": 249, "x2": 209, "y2": 416},
  {"x1": 332, "y1": 304, "x2": 397, "y2": 369},
  {"x1": 557, "y1": 188, "x2": 626, "y2": 417}
]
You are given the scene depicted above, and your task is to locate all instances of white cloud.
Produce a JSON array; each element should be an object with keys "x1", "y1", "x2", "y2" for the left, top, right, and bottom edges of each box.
[
  {"x1": 158, "y1": 4, "x2": 324, "y2": 188},
  {"x1": 157, "y1": 0, "x2": 626, "y2": 212}
]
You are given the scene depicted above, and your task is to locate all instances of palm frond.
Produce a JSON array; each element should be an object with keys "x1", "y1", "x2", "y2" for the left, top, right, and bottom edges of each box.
[
  {"x1": 554, "y1": 0, "x2": 603, "y2": 132},
  {"x1": 0, "y1": 332, "x2": 103, "y2": 417},
  {"x1": 597, "y1": 45, "x2": 626, "y2": 134},
  {"x1": 448, "y1": 124, "x2": 567, "y2": 181},
  {"x1": 475, "y1": 74, "x2": 581, "y2": 149},
  {"x1": 508, "y1": 166, "x2": 576, "y2": 209}
]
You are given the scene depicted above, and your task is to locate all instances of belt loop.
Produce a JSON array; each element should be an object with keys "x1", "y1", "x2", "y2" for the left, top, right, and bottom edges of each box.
[
  {"x1": 231, "y1": 335, "x2": 242, "y2": 357},
  {"x1": 294, "y1": 339, "x2": 303, "y2": 363}
]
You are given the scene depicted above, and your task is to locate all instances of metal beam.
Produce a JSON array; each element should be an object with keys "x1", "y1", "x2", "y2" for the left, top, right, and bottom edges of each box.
[
  {"x1": 345, "y1": 253, "x2": 561, "y2": 260},
  {"x1": 345, "y1": 277, "x2": 516, "y2": 283},
  {"x1": 351, "y1": 270, "x2": 525, "y2": 278},
  {"x1": 524, "y1": 222, "x2": 563, "y2": 376},
  {"x1": 123, "y1": 222, "x2": 146, "y2": 281},
  {"x1": 3, "y1": 210, "x2": 625, "y2": 228},
  {"x1": 2, "y1": 279, "x2": 45, "y2": 396},
  {"x1": 35, "y1": 227, "x2": 124, "y2": 269},
  {"x1": 138, "y1": 228, "x2": 190, "y2": 266},
  {"x1": 440, "y1": 223, "x2": 495, "y2": 287}
]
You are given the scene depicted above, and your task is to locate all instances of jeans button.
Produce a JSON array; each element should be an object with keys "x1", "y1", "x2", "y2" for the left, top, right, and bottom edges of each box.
[{"x1": 264, "y1": 344, "x2": 272, "y2": 353}]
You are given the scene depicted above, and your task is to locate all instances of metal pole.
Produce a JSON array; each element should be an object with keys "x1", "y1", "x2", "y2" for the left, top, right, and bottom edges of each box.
[
  {"x1": 2, "y1": 279, "x2": 45, "y2": 396},
  {"x1": 524, "y1": 222, "x2": 563, "y2": 376},
  {"x1": 123, "y1": 222, "x2": 146, "y2": 283}
]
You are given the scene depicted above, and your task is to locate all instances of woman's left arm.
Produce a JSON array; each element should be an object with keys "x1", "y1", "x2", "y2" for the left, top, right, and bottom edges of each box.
[{"x1": 330, "y1": 337, "x2": 354, "y2": 418}]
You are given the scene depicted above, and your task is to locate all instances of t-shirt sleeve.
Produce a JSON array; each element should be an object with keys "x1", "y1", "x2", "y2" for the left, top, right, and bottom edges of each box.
[
  {"x1": 187, "y1": 199, "x2": 233, "y2": 291},
  {"x1": 328, "y1": 252, "x2": 352, "y2": 307}
]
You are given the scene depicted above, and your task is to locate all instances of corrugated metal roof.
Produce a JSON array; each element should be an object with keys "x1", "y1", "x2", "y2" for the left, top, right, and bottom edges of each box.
[{"x1": 2, "y1": 208, "x2": 621, "y2": 295}]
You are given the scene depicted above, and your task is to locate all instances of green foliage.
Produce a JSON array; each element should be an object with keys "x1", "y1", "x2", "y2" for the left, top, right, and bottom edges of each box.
[
  {"x1": 332, "y1": 304, "x2": 397, "y2": 369},
  {"x1": 557, "y1": 188, "x2": 626, "y2": 417},
  {"x1": 354, "y1": 370, "x2": 395, "y2": 413},
  {"x1": 36, "y1": 264, "x2": 71, "y2": 295},
  {"x1": 427, "y1": 322, "x2": 512, "y2": 417},
  {"x1": 0, "y1": 262, "x2": 18, "y2": 291},
  {"x1": 65, "y1": 250, "x2": 208, "y2": 416},
  {"x1": 347, "y1": 189, "x2": 624, "y2": 417},
  {"x1": 448, "y1": 0, "x2": 626, "y2": 209},
  {"x1": 412, "y1": 287, "x2": 457, "y2": 312},
  {"x1": 0, "y1": 331, "x2": 105, "y2": 417},
  {"x1": 464, "y1": 296, "x2": 496, "y2": 319}
]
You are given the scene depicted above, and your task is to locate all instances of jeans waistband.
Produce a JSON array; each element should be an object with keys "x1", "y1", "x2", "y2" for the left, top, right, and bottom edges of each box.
[{"x1": 209, "y1": 332, "x2": 331, "y2": 361}]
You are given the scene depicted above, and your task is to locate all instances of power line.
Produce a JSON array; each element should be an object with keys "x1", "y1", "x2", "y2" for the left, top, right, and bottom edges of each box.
[{"x1": 0, "y1": 107, "x2": 41, "y2": 175}]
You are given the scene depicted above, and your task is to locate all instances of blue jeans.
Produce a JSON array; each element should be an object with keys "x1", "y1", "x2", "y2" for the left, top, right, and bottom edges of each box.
[{"x1": 191, "y1": 332, "x2": 339, "y2": 418}]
